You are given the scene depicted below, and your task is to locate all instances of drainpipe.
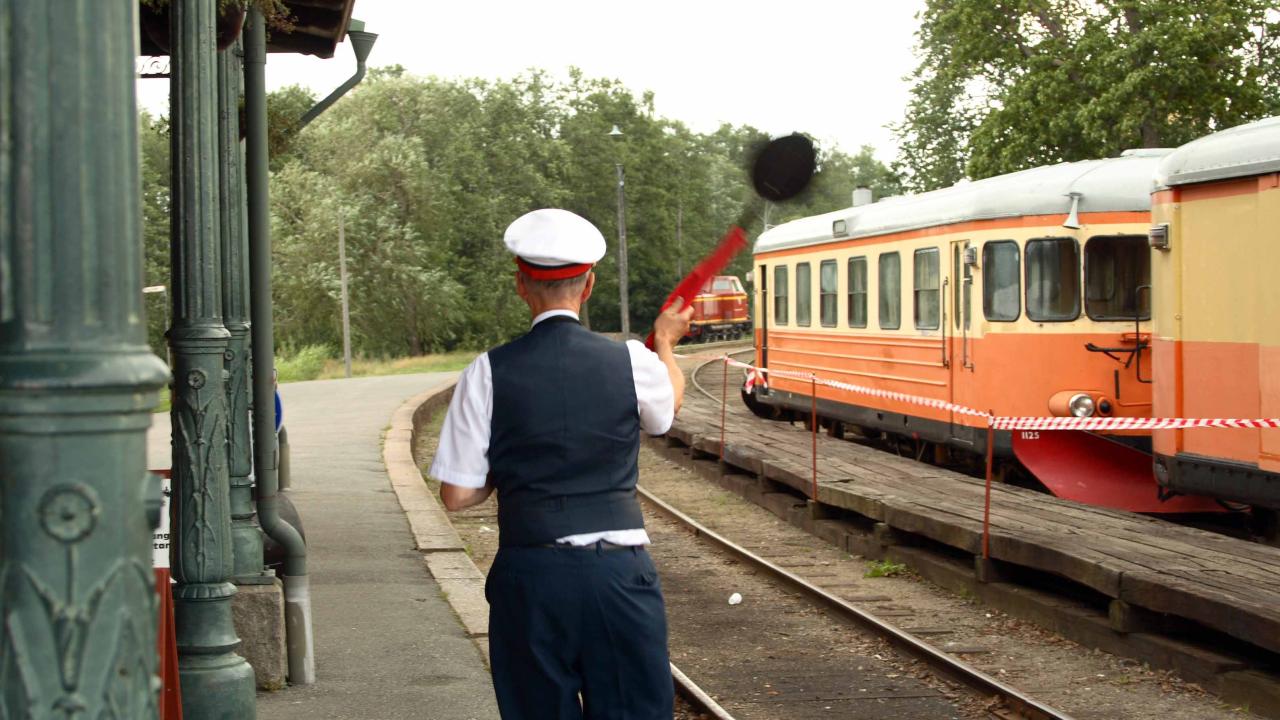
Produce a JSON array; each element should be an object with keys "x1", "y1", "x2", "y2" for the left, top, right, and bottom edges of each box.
[
  {"x1": 243, "y1": 6, "x2": 314, "y2": 685},
  {"x1": 298, "y1": 19, "x2": 378, "y2": 129}
]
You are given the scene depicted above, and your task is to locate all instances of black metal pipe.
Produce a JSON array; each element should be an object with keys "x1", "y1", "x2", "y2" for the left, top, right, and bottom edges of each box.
[
  {"x1": 298, "y1": 26, "x2": 377, "y2": 129},
  {"x1": 244, "y1": 7, "x2": 315, "y2": 684},
  {"x1": 244, "y1": 6, "x2": 305, "y2": 580}
]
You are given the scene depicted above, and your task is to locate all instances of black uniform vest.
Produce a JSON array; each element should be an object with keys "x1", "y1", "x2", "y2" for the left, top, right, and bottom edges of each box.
[{"x1": 488, "y1": 315, "x2": 646, "y2": 547}]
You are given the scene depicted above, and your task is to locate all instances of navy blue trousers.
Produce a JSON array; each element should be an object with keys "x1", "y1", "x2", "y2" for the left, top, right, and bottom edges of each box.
[{"x1": 485, "y1": 544, "x2": 673, "y2": 719}]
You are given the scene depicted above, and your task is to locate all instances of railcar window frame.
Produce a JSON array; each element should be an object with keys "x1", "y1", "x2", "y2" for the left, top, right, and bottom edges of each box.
[
  {"x1": 1084, "y1": 234, "x2": 1151, "y2": 321},
  {"x1": 878, "y1": 252, "x2": 901, "y2": 330},
  {"x1": 982, "y1": 240, "x2": 1021, "y2": 322},
  {"x1": 913, "y1": 247, "x2": 941, "y2": 330},
  {"x1": 819, "y1": 259, "x2": 838, "y2": 327},
  {"x1": 773, "y1": 264, "x2": 788, "y2": 326},
  {"x1": 847, "y1": 256, "x2": 868, "y2": 328},
  {"x1": 1024, "y1": 237, "x2": 1080, "y2": 322},
  {"x1": 796, "y1": 262, "x2": 812, "y2": 327}
]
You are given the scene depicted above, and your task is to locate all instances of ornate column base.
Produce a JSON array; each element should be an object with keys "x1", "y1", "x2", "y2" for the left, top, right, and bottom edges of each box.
[{"x1": 174, "y1": 582, "x2": 257, "y2": 720}]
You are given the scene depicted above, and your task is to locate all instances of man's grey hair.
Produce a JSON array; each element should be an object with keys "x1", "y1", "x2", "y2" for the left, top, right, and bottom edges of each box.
[{"x1": 519, "y1": 271, "x2": 590, "y2": 303}]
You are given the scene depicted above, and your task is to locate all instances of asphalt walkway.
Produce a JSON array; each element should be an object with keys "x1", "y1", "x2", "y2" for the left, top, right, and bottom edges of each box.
[{"x1": 149, "y1": 373, "x2": 499, "y2": 720}]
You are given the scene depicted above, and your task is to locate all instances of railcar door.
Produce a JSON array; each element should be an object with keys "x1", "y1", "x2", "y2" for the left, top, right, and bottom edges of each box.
[
  {"x1": 948, "y1": 240, "x2": 973, "y2": 441},
  {"x1": 758, "y1": 264, "x2": 768, "y2": 371}
]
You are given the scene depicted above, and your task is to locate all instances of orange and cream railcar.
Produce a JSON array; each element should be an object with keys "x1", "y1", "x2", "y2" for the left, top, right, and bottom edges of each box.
[
  {"x1": 1150, "y1": 116, "x2": 1280, "y2": 514},
  {"x1": 744, "y1": 151, "x2": 1219, "y2": 513}
]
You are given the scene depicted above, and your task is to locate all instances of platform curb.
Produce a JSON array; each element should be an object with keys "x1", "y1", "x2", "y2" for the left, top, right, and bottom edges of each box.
[{"x1": 383, "y1": 381, "x2": 491, "y2": 647}]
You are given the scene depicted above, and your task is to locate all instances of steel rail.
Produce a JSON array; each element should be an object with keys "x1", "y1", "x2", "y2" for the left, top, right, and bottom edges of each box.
[
  {"x1": 637, "y1": 486, "x2": 1077, "y2": 720},
  {"x1": 690, "y1": 348, "x2": 755, "y2": 404},
  {"x1": 670, "y1": 662, "x2": 738, "y2": 720}
]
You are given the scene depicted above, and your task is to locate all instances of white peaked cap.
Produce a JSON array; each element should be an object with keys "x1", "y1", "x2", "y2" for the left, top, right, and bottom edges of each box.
[{"x1": 504, "y1": 209, "x2": 606, "y2": 269}]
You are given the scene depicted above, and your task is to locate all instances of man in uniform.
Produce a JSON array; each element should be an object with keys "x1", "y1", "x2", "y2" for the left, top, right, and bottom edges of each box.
[{"x1": 429, "y1": 208, "x2": 694, "y2": 719}]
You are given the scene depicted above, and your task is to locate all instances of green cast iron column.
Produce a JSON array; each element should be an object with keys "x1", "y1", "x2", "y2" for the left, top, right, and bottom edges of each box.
[
  {"x1": 168, "y1": 0, "x2": 257, "y2": 716},
  {"x1": 218, "y1": 38, "x2": 267, "y2": 584},
  {"x1": 0, "y1": 1, "x2": 170, "y2": 716}
]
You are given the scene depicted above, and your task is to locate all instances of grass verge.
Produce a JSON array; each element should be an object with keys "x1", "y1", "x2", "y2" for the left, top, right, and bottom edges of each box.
[
  {"x1": 315, "y1": 351, "x2": 475, "y2": 380},
  {"x1": 153, "y1": 348, "x2": 475, "y2": 412}
]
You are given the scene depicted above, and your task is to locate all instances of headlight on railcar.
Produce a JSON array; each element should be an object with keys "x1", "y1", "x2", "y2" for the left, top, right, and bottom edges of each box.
[
  {"x1": 1068, "y1": 393, "x2": 1096, "y2": 418},
  {"x1": 1048, "y1": 390, "x2": 1100, "y2": 417}
]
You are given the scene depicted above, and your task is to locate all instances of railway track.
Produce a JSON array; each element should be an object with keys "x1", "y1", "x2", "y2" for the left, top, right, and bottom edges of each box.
[
  {"x1": 671, "y1": 663, "x2": 736, "y2": 720},
  {"x1": 669, "y1": 354, "x2": 1280, "y2": 718},
  {"x1": 687, "y1": 345, "x2": 755, "y2": 405},
  {"x1": 638, "y1": 485, "x2": 1075, "y2": 720},
  {"x1": 411, "y1": 383, "x2": 1256, "y2": 719}
]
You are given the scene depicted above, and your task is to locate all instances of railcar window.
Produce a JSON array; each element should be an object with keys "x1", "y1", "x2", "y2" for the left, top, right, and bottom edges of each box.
[
  {"x1": 773, "y1": 265, "x2": 788, "y2": 325},
  {"x1": 847, "y1": 257, "x2": 867, "y2": 328},
  {"x1": 712, "y1": 278, "x2": 734, "y2": 292},
  {"x1": 1085, "y1": 235, "x2": 1150, "y2": 320},
  {"x1": 982, "y1": 241, "x2": 1020, "y2": 321},
  {"x1": 1025, "y1": 238, "x2": 1080, "y2": 321},
  {"x1": 913, "y1": 248, "x2": 940, "y2": 330},
  {"x1": 879, "y1": 253, "x2": 901, "y2": 330},
  {"x1": 819, "y1": 260, "x2": 838, "y2": 327},
  {"x1": 796, "y1": 262, "x2": 812, "y2": 326}
]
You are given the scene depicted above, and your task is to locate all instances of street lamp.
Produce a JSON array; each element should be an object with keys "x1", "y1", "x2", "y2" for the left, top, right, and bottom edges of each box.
[
  {"x1": 301, "y1": 18, "x2": 379, "y2": 379},
  {"x1": 609, "y1": 125, "x2": 629, "y2": 337},
  {"x1": 338, "y1": 211, "x2": 353, "y2": 378}
]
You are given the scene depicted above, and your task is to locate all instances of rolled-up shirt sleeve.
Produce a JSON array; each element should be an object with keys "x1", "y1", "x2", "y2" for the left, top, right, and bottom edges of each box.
[
  {"x1": 429, "y1": 353, "x2": 492, "y2": 489},
  {"x1": 626, "y1": 340, "x2": 675, "y2": 435}
]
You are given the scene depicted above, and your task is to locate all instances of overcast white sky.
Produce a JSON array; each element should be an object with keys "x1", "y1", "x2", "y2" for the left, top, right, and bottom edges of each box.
[{"x1": 137, "y1": 0, "x2": 926, "y2": 163}]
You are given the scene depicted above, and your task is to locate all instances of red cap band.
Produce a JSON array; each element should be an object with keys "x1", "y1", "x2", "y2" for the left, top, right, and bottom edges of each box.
[{"x1": 515, "y1": 257, "x2": 593, "y2": 280}]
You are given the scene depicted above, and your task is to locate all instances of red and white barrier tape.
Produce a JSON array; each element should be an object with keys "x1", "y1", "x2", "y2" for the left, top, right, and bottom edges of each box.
[
  {"x1": 991, "y1": 416, "x2": 1280, "y2": 431},
  {"x1": 725, "y1": 358, "x2": 991, "y2": 420},
  {"x1": 721, "y1": 356, "x2": 1280, "y2": 432}
]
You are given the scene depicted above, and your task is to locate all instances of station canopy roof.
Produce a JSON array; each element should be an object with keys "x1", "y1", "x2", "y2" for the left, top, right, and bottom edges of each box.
[
  {"x1": 139, "y1": 0, "x2": 357, "y2": 58},
  {"x1": 755, "y1": 150, "x2": 1172, "y2": 255}
]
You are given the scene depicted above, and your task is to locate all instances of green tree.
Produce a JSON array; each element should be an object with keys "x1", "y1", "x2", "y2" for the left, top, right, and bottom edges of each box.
[
  {"x1": 769, "y1": 143, "x2": 904, "y2": 228},
  {"x1": 265, "y1": 84, "x2": 317, "y2": 169},
  {"x1": 166, "y1": 68, "x2": 846, "y2": 355},
  {"x1": 139, "y1": 111, "x2": 171, "y2": 357},
  {"x1": 844, "y1": 144, "x2": 905, "y2": 200},
  {"x1": 894, "y1": 0, "x2": 1280, "y2": 191}
]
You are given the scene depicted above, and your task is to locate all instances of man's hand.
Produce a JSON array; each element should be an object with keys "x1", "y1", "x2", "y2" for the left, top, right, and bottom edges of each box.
[
  {"x1": 653, "y1": 297, "x2": 695, "y2": 348},
  {"x1": 651, "y1": 298, "x2": 694, "y2": 415}
]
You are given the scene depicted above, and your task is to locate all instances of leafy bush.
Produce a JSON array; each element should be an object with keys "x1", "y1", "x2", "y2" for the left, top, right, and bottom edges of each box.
[
  {"x1": 864, "y1": 559, "x2": 909, "y2": 579},
  {"x1": 275, "y1": 345, "x2": 331, "y2": 383}
]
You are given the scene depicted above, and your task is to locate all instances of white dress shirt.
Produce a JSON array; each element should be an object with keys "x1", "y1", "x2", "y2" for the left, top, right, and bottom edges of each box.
[{"x1": 429, "y1": 309, "x2": 674, "y2": 546}]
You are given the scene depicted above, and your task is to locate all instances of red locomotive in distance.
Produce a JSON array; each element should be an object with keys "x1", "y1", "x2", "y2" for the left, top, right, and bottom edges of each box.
[{"x1": 683, "y1": 275, "x2": 751, "y2": 343}]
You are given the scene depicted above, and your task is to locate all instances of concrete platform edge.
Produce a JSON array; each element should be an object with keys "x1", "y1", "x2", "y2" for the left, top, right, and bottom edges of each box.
[{"x1": 383, "y1": 383, "x2": 491, "y2": 653}]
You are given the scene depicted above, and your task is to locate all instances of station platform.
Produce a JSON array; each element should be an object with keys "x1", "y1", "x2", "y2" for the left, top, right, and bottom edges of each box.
[
  {"x1": 673, "y1": 357, "x2": 1280, "y2": 664},
  {"x1": 148, "y1": 373, "x2": 499, "y2": 720}
]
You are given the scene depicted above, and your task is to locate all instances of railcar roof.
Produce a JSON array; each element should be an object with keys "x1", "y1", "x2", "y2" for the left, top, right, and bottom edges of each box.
[
  {"x1": 755, "y1": 153, "x2": 1169, "y2": 255},
  {"x1": 1155, "y1": 116, "x2": 1280, "y2": 188}
]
